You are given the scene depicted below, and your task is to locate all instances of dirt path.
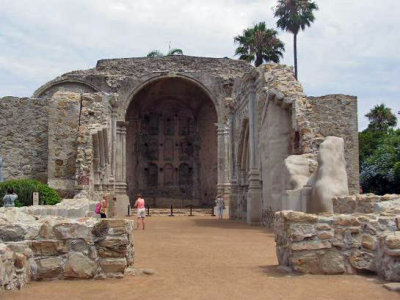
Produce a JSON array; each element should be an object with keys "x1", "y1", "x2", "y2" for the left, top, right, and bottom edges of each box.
[{"x1": 2, "y1": 216, "x2": 398, "y2": 300}]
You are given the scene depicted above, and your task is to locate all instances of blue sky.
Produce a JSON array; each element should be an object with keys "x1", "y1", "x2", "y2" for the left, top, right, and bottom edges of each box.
[{"x1": 0, "y1": 0, "x2": 399, "y2": 130}]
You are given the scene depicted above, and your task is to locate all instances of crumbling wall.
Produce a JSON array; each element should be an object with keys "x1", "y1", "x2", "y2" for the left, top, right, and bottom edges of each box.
[
  {"x1": 47, "y1": 92, "x2": 81, "y2": 196},
  {"x1": 333, "y1": 194, "x2": 400, "y2": 214},
  {"x1": 307, "y1": 95, "x2": 359, "y2": 194},
  {"x1": 0, "y1": 209, "x2": 134, "y2": 290},
  {"x1": 47, "y1": 91, "x2": 112, "y2": 198},
  {"x1": 275, "y1": 210, "x2": 400, "y2": 281},
  {"x1": 0, "y1": 97, "x2": 49, "y2": 182}
]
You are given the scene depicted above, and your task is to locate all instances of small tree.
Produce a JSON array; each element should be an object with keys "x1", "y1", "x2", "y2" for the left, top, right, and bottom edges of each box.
[
  {"x1": 234, "y1": 22, "x2": 285, "y2": 67},
  {"x1": 365, "y1": 103, "x2": 397, "y2": 132},
  {"x1": 147, "y1": 48, "x2": 184, "y2": 57}
]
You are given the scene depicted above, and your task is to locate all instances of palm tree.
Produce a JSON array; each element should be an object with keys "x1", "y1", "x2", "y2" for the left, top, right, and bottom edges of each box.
[
  {"x1": 167, "y1": 48, "x2": 183, "y2": 56},
  {"x1": 274, "y1": 0, "x2": 318, "y2": 79},
  {"x1": 146, "y1": 48, "x2": 184, "y2": 57},
  {"x1": 147, "y1": 50, "x2": 164, "y2": 58},
  {"x1": 234, "y1": 22, "x2": 285, "y2": 67},
  {"x1": 366, "y1": 104, "x2": 397, "y2": 132}
]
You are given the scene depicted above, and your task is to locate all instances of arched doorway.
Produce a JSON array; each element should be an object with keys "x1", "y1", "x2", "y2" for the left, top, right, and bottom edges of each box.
[{"x1": 125, "y1": 77, "x2": 218, "y2": 207}]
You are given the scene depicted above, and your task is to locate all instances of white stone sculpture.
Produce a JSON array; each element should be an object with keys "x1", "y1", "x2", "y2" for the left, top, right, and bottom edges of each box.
[
  {"x1": 309, "y1": 136, "x2": 349, "y2": 213},
  {"x1": 282, "y1": 155, "x2": 313, "y2": 191}
]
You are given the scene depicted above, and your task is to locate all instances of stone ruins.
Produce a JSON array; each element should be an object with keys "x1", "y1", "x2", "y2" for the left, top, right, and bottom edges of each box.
[
  {"x1": 0, "y1": 56, "x2": 359, "y2": 222},
  {"x1": 1, "y1": 55, "x2": 398, "y2": 289}
]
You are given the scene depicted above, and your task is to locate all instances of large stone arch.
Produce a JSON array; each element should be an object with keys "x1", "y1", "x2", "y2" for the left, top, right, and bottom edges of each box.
[
  {"x1": 123, "y1": 75, "x2": 220, "y2": 207},
  {"x1": 122, "y1": 74, "x2": 222, "y2": 123},
  {"x1": 33, "y1": 79, "x2": 100, "y2": 98}
]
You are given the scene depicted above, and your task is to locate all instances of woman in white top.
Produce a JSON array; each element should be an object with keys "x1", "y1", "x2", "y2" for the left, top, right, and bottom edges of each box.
[{"x1": 3, "y1": 187, "x2": 18, "y2": 207}]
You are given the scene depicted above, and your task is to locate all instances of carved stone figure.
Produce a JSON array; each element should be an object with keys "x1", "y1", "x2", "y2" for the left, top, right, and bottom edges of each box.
[{"x1": 309, "y1": 136, "x2": 349, "y2": 213}]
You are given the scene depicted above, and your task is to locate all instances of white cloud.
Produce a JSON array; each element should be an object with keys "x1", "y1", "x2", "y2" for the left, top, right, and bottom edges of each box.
[{"x1": 0, "y1": 0, "x2": 399, "y2": 130}]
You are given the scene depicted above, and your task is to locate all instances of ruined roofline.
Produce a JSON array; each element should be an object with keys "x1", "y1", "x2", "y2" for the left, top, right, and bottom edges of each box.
[
  {"x1": 308, "y1": 94, "x2": 357, "y2": 100},
  {"x1": 64, "y1": 55, "x2": 255, "y2": 76},
  {"x1": 95, "y1": 55, "x2": 251, "y2": 67}
]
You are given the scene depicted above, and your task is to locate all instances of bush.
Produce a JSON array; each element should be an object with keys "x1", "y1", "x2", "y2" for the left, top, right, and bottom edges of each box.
[{"x1": 0, "y1": 179, "x2": 61, "y2": 207}]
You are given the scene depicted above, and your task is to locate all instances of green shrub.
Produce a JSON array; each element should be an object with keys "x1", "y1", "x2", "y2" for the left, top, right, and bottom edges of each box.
[{"x1": 0, "y1": 179, "x2": 61, "y2": 207}]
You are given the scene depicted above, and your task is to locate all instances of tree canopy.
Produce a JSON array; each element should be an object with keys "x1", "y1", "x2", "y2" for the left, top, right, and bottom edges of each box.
[
  {"x1": 274, "y1": 0, "x2": 318, "y2": 79},
  {"x1": 365, "y1": 103, "x2": 397, "y2": 132},
  {"x1": 359, "y1": 104, "x2": 400, "y2": 194},
  {"x1": 234, "y1": 22, "x2": 285, "y2": 67},
  {"x1": 147, "y1": 48, "x2": 184, "y2": 57}
]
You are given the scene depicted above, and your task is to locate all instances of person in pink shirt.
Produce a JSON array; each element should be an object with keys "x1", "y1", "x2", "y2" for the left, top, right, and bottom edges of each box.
[{"x1": 134, "y1": 194, "x2": 146, "y2": 230}]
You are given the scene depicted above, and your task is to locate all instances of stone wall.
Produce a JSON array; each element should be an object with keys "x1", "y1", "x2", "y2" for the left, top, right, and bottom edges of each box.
[
  {"x1": 307, "y1": 95, "x2": 359, "y2": 194},
  {"x1": 0, "y1": 198, "x2": 98, "y2": 219},
  {"x1": 333, "y1": 194, "x2": 400, "y2": 214},
  {"x1": 0, "y1": 97, "x2": 49, "y2": 182},
  {"x1": 274, "y1": 210, "x2": 400, "y2": 281},
  {"x1": 47, "y1": 92, "x2": 81, "y2": 196},
  {"x1": 47, "y1": 91, "x2": 113, "y2": 198},
  {"x1": 0, "y1": 209, "x2": 134, "y2": 290},
  {"x1": 332, "y1": 194, "x2": 400, "y2": 214}
]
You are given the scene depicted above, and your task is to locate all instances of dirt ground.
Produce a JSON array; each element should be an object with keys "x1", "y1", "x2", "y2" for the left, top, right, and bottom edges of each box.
[{"x1": 1, "y1": 216, "x2": 398, "y2": 300}]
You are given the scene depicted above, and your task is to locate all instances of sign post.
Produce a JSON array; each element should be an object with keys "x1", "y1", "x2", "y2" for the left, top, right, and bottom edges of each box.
[{"x1": 33, "y1": 192, "x2": 39, "y2": 206}]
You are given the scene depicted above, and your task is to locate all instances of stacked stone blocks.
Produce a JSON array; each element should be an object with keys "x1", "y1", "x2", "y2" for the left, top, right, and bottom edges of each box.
[
  {"x1": 0, "y1": 210, "x2": 134, "y2": 290},
  {"x1": 275, "y1": 210, "x2": 400, "y2": 280}
]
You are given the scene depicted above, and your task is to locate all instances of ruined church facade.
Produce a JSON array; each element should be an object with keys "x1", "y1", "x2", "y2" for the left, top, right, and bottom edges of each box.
[{"x1": 0, "y1": 56, "x2": 359, "y2": 224}]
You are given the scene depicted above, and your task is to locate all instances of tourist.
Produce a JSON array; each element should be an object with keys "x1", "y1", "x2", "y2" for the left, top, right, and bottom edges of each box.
[
  {"x1": 215, "y1": 194, "x2": 225, "y2": 220},
  {"x1": 134, "y1": 194, "x2": 146, "y2": 230},
  {"x1": 100, "y1": 194, "x2": 108, "y2": 218},
  {"x1": 3, "y1": 187, "x2": 18, "y2": 208}
]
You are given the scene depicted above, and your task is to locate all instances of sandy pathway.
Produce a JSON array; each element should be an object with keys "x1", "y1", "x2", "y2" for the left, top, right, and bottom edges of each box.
[{"x1": 1, "y1": 216, "x2": 398, "y2": 300}]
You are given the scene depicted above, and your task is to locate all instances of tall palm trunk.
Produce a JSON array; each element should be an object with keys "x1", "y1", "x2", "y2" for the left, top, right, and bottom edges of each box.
[
  {"x1": 293, "y1": 33, "x2": 298, "y2": 80},
  {"x1": 255, "y1": 55, "x2": 263, "y2": 67}
]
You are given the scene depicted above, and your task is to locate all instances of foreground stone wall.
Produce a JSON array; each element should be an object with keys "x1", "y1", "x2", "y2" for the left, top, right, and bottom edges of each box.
[
  {"x1": 275, "y1": 210, "x2": 400, "y2": 281},
  {"x1": 0, "y1": 97, "x2": 49, "y2": 182},
  {"x1": 333, "y1": 194, "x2": 400, "y2": 214},
  {"x1": 0, "y1": 210, "x2": 134, "y2": 290}
]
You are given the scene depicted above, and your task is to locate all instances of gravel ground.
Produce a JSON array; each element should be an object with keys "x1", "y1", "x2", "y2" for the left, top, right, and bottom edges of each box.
[{"x1": 2, "y1": 216, "x2": 398, "y2": 300}]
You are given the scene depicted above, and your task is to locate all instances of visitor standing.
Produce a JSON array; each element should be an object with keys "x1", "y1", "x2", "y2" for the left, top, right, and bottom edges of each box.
[
  {"x1": 215, "y1": 194, "x2": 225, "y2": 220},
  {"x1": 3, "y1": 187, "x2": 18, "y2": 208},
  {"x1": 100, "y1": 194, "x2": 108, "y2": 218},
  {"x1": 134, "y1": 194, "x2": 146, "y2": 230}
]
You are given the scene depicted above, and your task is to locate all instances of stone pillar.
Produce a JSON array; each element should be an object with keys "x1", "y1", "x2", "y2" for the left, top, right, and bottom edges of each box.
[
  {"x1": 92, "y1": 133, "x2": 100, "y2": 186},
  {"x1": 246, "y1": 84, "x2": 262, "y2": 225},
  {"x1": 109, "y1": 95, "x2": 118, "y2": 183},
  {"x1": 215, "y1": 122, "x2": 234, "y2": 218},
  {"x1": 216, "y1": 123, "x2": 226, "y2": 197},
  {"x1": 111, "y1": 121, "x2": 130, "y2": 217},
  {"x1": 0, "y1": 157, "x2": 3, "y2": 182}
]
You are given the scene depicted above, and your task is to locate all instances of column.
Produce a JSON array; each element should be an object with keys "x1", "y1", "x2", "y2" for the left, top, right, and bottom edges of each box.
[
  {"x1": 111, "y1": 121, "x2": 130, "y2": 217},
  {"x1": 215, "y1": 123, "x2": 226, "y2": 197},
  {"x1": 110, "y1": 96, "x2": 118, "y2": 182},
  {"x1": 247, "y1": 84, "x2": 262, "y2": 225}
]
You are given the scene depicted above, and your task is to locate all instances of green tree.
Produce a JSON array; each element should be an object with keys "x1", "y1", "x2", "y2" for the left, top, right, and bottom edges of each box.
[
  {"x1": 274, "y1": 0, "x2": 318, "y2": 79},
  {"x1": 365, "y1": 103, "x2": 397, "y2": 132},
  {"x1": 360, "y1": 129, "x2": 400, "y2": 194},
  {"x1": 147, "y1": 48, "x2": 184, "y2": 57},
  {"x1": 234, "y1": 22, "x2": 285, "y2": 67}
]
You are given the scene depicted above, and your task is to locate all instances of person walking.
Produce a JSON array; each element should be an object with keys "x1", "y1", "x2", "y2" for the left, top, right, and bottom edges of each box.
[
  {"x1": 134, "y1": 194, "x2": 146, "y2": 230},
  {"x1": 100, "y1": 194, "x2": 108, "y2": 218},
  {"x1": 215, "y1": 194, "x2": 225, "y2": 220},
  {"x1": 3, "y1": 187, "x2": 18, "y2": 208}
]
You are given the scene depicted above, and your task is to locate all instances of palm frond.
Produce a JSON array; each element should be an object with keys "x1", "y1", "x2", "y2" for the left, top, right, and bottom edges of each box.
[
  {"x1": 147, "y1": 50, "x2": 164, "y2": 58},
  {"x1": 167, "y1": 48, "x2": 184, "y2": 56}
]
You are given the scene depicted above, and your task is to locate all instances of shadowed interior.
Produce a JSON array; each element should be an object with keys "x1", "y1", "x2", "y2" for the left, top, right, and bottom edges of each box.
[{"x1": 126, "y1": 77, "x2": 218, "y2": 207}]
